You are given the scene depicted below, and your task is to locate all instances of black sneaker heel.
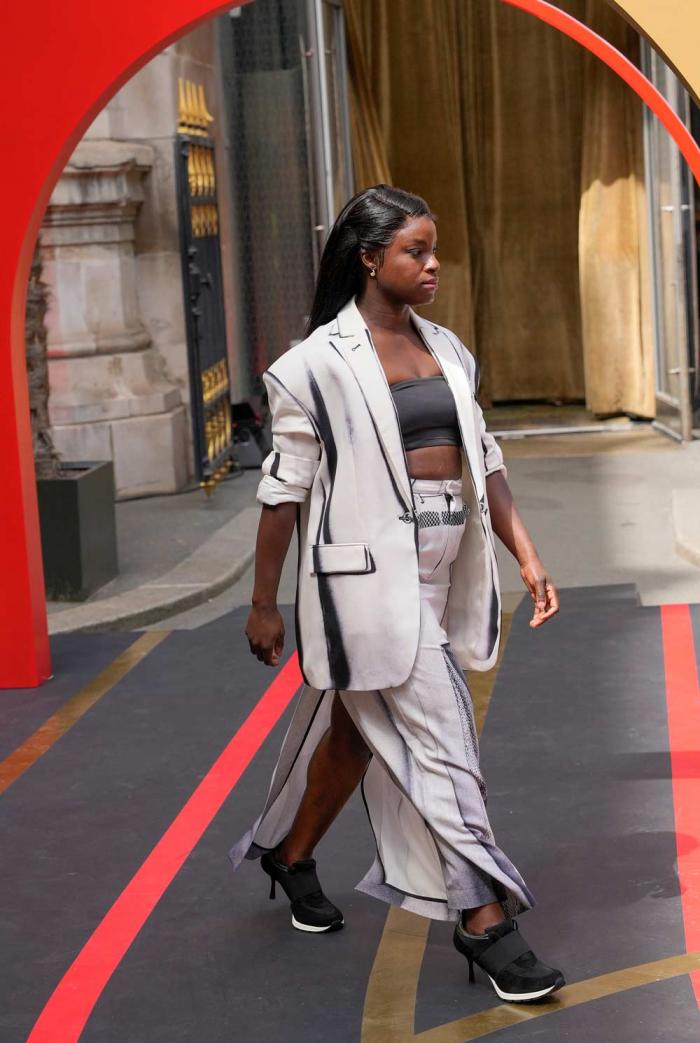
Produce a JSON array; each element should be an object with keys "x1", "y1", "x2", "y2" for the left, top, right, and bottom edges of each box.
[
  {"x1": 260, "y1": 848, "x2": 344, "y2": 934},
  {"x1": 454, "y1": 917, "x2": 565, "y2": 1003}
]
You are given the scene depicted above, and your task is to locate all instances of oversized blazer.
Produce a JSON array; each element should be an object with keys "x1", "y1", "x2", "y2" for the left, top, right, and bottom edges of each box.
[{"x1": 256, "y1": 294, "x2": 508, "y2": 692}]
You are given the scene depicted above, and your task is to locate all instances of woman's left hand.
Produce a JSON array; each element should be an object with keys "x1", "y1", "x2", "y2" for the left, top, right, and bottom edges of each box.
[{"x1": 519, "y1": 558, "x2": 560, "y2": 628}]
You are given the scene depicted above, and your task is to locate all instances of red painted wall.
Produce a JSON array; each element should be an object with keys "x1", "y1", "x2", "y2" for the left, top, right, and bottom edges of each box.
[{"x1": 1, "y1": 0, "x2": 250, "y2": 687}]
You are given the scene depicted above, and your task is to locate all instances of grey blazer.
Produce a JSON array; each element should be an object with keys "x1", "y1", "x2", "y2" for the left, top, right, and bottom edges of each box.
[{"x1": 256, "y1": 295, "x2": 507, "y2": 692}]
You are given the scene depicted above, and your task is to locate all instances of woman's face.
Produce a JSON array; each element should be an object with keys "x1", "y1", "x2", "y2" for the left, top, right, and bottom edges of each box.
[{"x1": 364, "y1": 215, "x2": 439, "y2": 306}]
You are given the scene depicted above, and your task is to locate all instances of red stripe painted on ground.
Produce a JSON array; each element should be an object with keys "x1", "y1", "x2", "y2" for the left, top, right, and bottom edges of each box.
[
  {"x1": 661, "y1": 604, "x2": 700, "y2": 1008},
  {"x1": 27, "y1": 653, "x2": 303, "y2": 1043}
]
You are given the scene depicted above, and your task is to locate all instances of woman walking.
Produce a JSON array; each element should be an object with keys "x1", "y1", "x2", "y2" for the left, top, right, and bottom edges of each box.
[{"x1": 229, "y1": 185, "x2": 565, "y2": 1003}]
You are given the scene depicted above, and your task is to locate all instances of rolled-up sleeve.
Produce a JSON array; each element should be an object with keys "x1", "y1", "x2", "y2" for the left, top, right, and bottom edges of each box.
[
  {"x1": 477, "y1": 400, "x2": 507, "y2": 479},
  {"x1": 256, "y1": 371, "x2": 321, "y2": 506}
]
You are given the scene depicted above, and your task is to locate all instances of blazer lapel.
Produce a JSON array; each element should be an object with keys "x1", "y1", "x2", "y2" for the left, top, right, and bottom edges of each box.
[
  {"x1": 409, "y1": 310, "x2": 486, "y2": 504},
  {"x1": 330, "y1": 297, "x2": 414, "y2": 509}
]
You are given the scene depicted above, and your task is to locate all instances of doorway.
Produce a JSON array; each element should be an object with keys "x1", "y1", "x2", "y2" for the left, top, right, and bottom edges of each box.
[
  {"x1": 343, "y1": 0, "x2": 699, "y2": 441},
  {"x1": 641, "y1": 39, "x2": 700, "y2": 441}
]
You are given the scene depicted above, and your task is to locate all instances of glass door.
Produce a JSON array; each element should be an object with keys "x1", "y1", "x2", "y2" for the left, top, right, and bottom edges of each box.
[{"x1": 641, "y1": 41, "x2": 699, "y2": 441}]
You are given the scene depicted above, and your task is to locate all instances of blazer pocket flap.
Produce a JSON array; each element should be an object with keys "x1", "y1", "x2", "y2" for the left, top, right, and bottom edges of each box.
[{"x1": 310, "y1": 542, "x2": 372, "y2": 575}]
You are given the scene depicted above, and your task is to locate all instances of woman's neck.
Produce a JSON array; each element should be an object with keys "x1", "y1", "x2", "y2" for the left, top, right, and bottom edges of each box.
[{"x1": 355, "y1": 290, "x2": 412, "y2": 334}]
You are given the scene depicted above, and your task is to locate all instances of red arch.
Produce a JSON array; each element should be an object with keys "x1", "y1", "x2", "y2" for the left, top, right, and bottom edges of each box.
[
  {"x1": 2, "y1": 0, "x2": 699, "y2": 688},
  {"x1": 1, "y1": 0, "x2": 251, "y2": 688},
  {"x1": 503, "y1": 0, "x2": 700, "y2": 183}
]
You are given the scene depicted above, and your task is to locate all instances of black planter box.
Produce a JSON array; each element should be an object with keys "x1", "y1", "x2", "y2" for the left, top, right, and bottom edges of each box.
[{"x1": 36, "y1": 460, "x2": 119, "y2": 601}]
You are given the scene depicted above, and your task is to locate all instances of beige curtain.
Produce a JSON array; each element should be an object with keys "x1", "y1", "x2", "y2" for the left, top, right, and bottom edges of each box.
[
  {"x1": 344, "y1": 0, "x2": 654, "y2": 415},
  {"x1": 579, "y1": 1, "x2": 655, "y2": 415},
  {"x1": 344, "y1": 0, "x2": 392, "y2": 188},
  {"x1": 345, "y1": 0, "x2": 476, "y2": 351}
]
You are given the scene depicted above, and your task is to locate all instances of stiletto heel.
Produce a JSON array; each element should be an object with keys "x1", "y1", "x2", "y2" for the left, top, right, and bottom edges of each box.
[
  {"x1": 260, "y1": 848, "x2": 344, "y2": 933},
  {"x1": 453, "y1": 917, "x2": 565, "y2": 1003}
]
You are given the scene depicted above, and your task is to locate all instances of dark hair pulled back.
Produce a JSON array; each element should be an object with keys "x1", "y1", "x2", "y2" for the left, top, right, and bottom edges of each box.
[{"x1": 303, "y1": 184, "x2": 435, "y2": 337}]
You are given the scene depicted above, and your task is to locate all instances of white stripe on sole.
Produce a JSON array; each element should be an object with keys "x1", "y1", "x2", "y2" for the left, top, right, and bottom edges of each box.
[
  {"x1": 487, "y1": 974, "x2": 560, "y2": 1002},
  {"x1": 291, "y1": 914, "x2": 344, "y2": 933}
]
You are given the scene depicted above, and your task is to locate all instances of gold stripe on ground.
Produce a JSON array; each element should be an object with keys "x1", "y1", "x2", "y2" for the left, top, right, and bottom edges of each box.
[
  {"x1": 361, "y1": 608, "x2": 519, "y2": 1043},
  {"x1": 362, "y1": 907, "x2": 431, "y2": 1043},
  {"x1": 415, "y1": 952, "x2": 700, "y2": 1042},
  {"x1": 0, "y1": 631, "x2": 171, "y2": 796},
  {"x1": 470, "y1": 603, "x2": 520, "y2": 734}
]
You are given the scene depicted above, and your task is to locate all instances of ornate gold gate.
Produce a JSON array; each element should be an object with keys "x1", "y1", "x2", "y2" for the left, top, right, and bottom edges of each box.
[{"x1": 175, "y1": 78, "x2": 236, "y2": 493}]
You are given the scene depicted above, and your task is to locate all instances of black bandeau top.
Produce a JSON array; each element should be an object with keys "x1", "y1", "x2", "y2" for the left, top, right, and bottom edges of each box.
[{"x1": 389, "y1": 374, "x2": 461, "y2": 452}]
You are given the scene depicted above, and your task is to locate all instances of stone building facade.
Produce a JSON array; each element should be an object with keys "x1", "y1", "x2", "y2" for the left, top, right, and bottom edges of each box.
[{"x1": 40, "y1": 22, "x2": 241, "y2": 499}]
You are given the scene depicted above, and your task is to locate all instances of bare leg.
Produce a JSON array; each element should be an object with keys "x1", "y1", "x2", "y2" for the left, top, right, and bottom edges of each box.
[
  {"x1": 461, "y1": 902, "x2": 507, "y2": 933},
  {"x1": 277, "y1": 692, "x2": 372, "y2": 866},
  {"x1": 278, "y1": 695, "x2": 508, "y2": 932}
]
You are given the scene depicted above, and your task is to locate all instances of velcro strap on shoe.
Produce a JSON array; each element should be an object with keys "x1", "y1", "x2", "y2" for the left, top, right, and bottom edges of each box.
[
  {"x1": 476, "y1": 930, "x2": 532, "y2": 977},
  {"x1": 281, "y1": 865, "x2": 322, "y2": 902}
]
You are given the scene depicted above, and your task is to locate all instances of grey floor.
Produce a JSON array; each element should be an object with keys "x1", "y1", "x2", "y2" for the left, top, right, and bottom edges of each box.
[
  {"x1": 6, "y1": 431, "x2": 700, "y2": 1039},
  {"x1": 2, "y1": 592, "x2": 699, "y2": 1040}
]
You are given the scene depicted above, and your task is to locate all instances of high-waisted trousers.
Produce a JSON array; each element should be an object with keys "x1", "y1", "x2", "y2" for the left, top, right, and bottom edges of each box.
[{"x1": 228, "y1": 476, "x2": 535, "y2": 922}]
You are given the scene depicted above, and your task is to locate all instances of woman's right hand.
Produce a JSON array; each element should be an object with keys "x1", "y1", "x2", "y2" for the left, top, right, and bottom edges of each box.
[{"x1": 245, "y1": 604, "x2": 285, "y2": 666}]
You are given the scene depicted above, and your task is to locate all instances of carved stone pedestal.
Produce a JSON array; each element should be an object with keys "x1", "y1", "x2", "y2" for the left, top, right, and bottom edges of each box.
[{"x1": 41, "y1": 140, "x2": 188, "y2": 499}]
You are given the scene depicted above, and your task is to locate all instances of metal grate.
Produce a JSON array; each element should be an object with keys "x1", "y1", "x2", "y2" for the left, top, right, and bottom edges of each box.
[{"x1": 219, "y1": 0, "x2": 317, "y2": 400}]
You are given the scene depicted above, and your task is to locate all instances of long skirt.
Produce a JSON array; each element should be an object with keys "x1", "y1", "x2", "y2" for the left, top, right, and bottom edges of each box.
[{"x1": 228, "y1": 476, "x2": 535, "y2": 922}]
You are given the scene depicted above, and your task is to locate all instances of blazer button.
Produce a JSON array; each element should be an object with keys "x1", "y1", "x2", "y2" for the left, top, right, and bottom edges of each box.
[{"x1": 399, "y1": 511, "x2": 413, "y2": 523}]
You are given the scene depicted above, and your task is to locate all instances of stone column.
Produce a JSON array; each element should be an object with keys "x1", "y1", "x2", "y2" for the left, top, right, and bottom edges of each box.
[{"x1": 41, "y1": 139, "x2": 189, "y2": 499}]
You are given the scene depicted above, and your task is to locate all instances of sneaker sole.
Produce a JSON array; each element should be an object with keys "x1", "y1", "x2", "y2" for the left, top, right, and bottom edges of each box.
[
  {"x1": 291, "y1": 915, "x2": 345, "y2": 934},
  {"x1": 487, "y1": 973, "x2": 566, "y2": 1003}
]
